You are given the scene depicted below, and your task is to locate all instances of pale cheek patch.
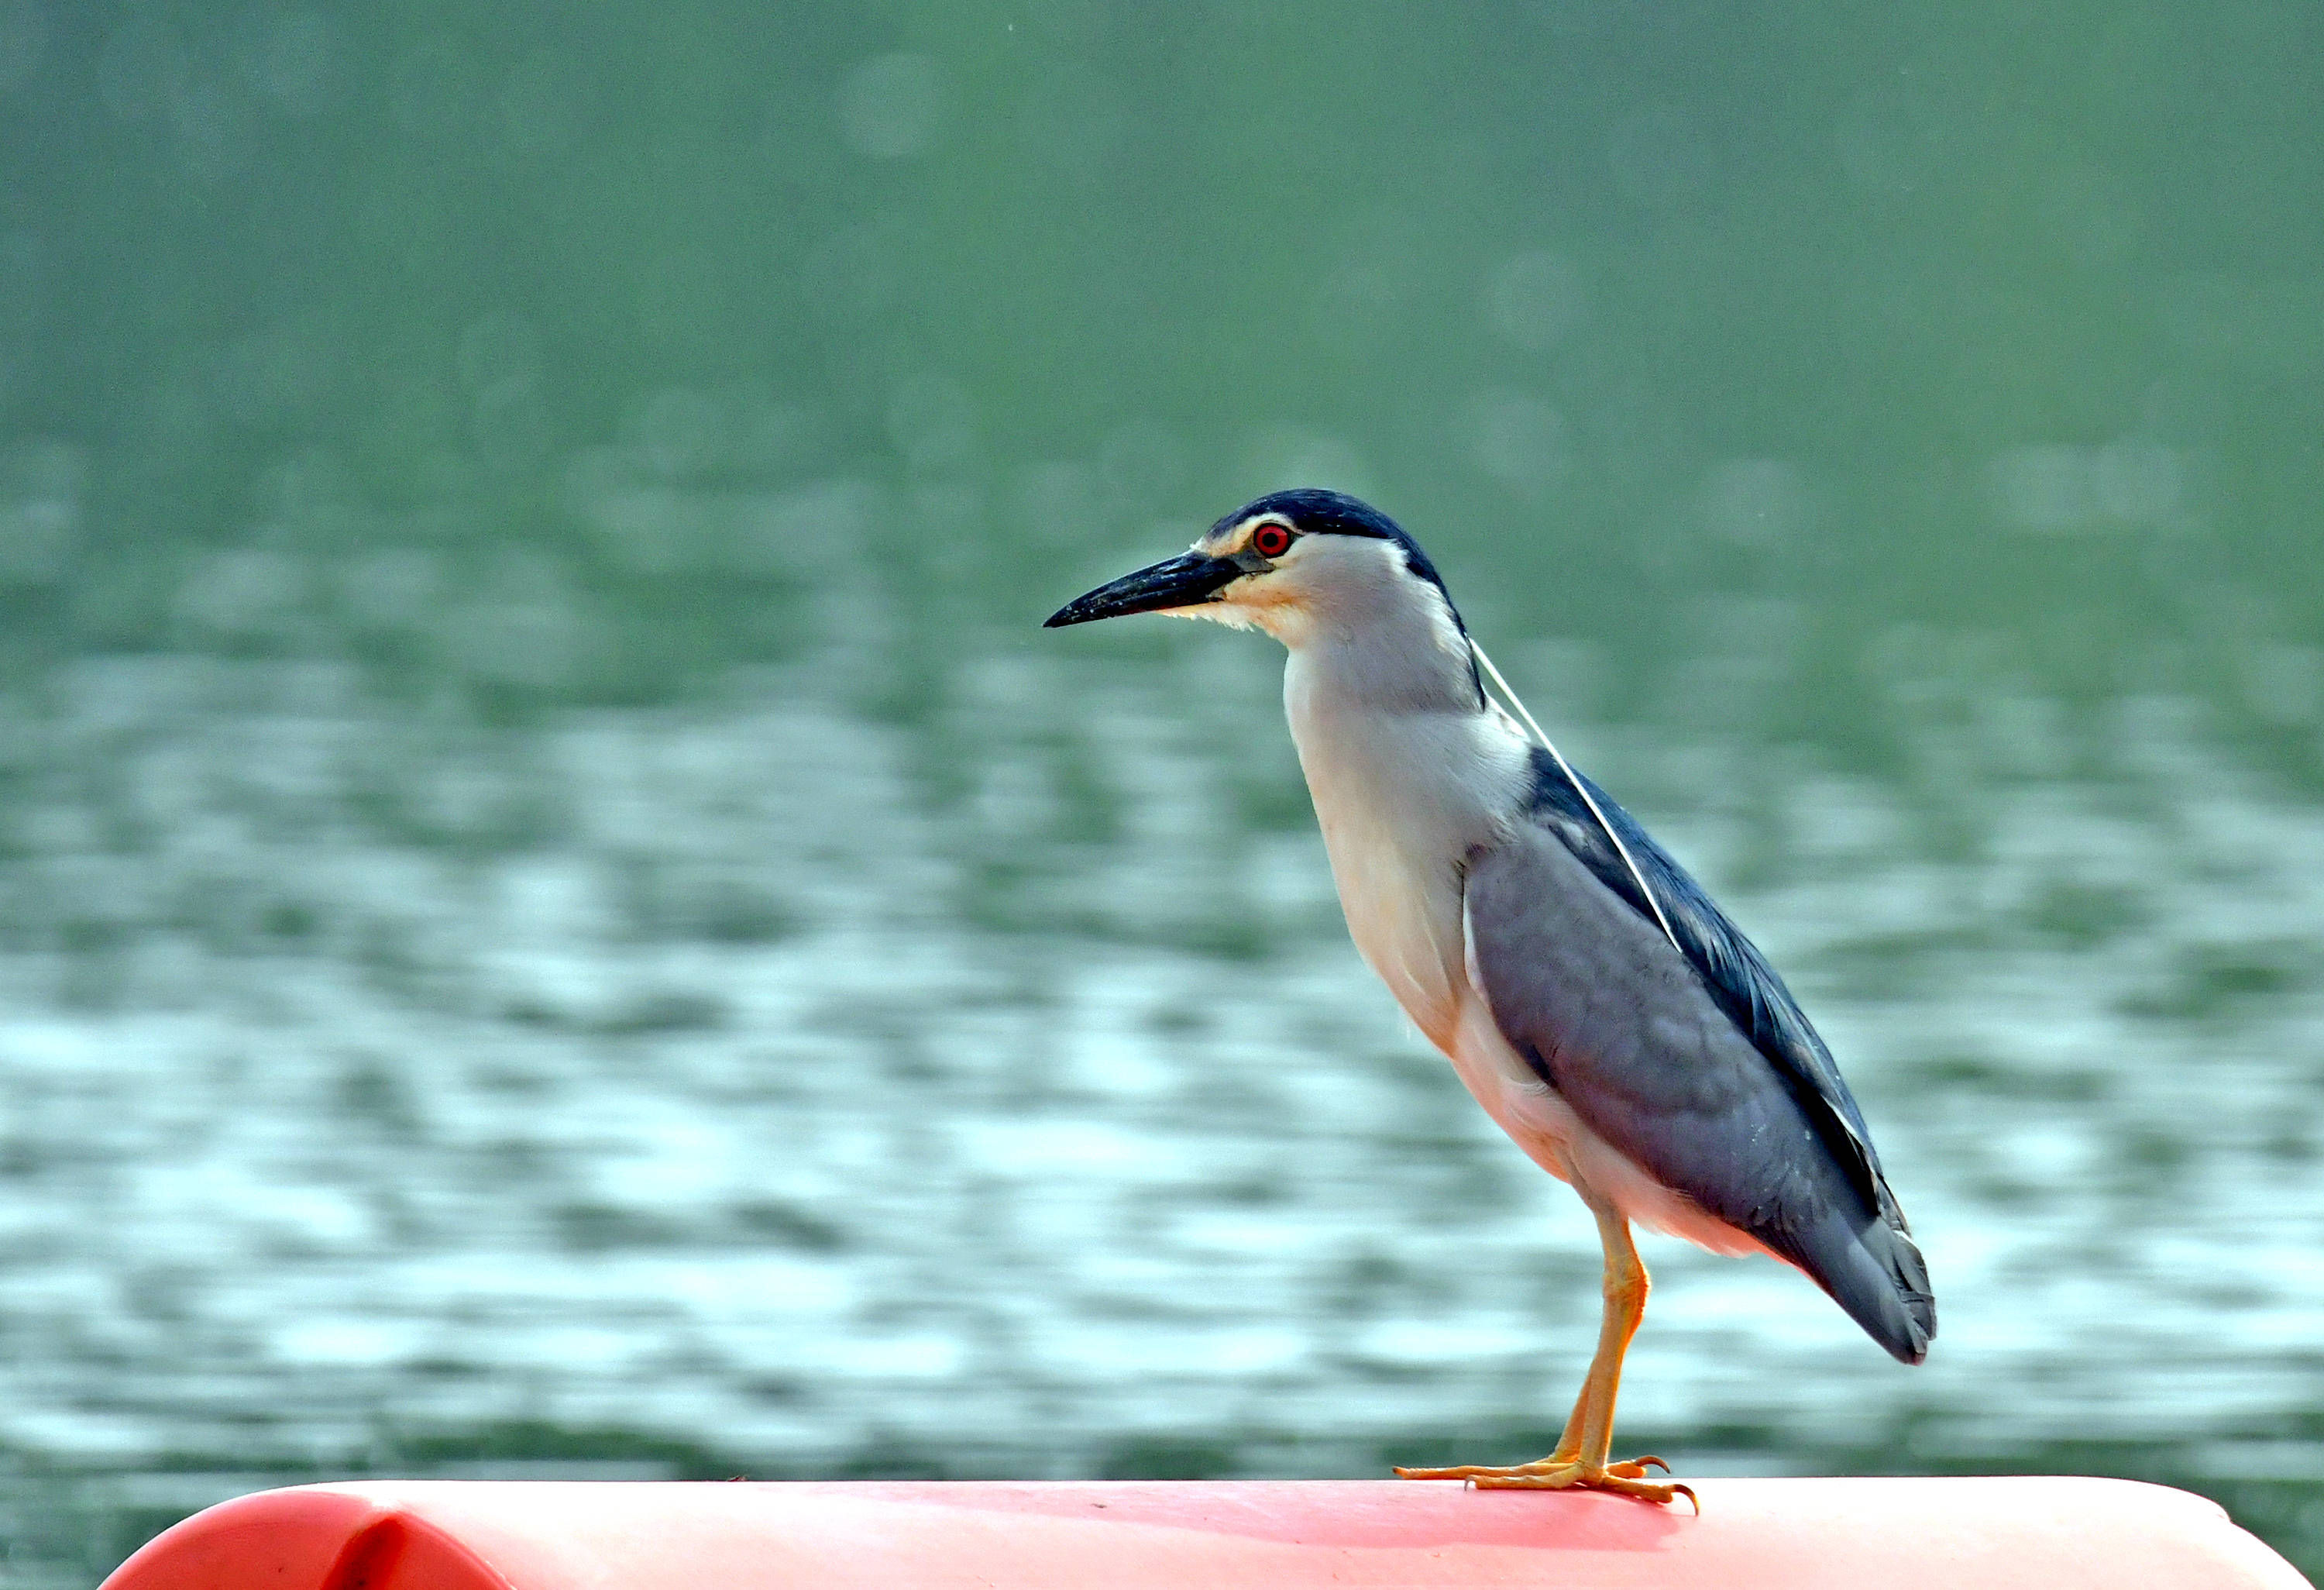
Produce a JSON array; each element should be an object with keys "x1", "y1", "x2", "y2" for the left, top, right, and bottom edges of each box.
[
  {"x1": 1176, "y1": 532, "x2": 1329, "y2": 642},
  {"x1": 1211, "y1": 564, "x2": 1318, "y2": 637},
  {"x1": 1229, "y1": 574, "x2": 1301, "y2": 611}
]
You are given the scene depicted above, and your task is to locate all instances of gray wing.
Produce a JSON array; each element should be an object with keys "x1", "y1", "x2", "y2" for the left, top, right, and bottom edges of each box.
[{"x1": 1466, "y1": 752, "x2": 1935, "y2": 1364}]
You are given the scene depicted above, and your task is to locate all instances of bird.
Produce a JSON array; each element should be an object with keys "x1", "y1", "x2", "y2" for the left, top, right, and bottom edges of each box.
[{"x1": 1044, "y1": 488, "x2": 1933, "y2": 1506}]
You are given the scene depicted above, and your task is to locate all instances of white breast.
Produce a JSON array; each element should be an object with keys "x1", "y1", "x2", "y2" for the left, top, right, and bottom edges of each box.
[{"x1": 1282, "y1": 656, "x2": 1527, "y2": 1050}]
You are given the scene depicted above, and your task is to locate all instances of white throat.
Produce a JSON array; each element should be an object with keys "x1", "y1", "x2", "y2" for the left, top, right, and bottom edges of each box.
[{"x1": 1270, "y1": 556, "x2": 1531, "y2": 1047}]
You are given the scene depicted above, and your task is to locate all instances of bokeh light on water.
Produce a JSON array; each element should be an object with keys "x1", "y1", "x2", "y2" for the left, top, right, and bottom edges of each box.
[{"x1": 2, "y1": 3, "x2": 2321, "y2": 1581}]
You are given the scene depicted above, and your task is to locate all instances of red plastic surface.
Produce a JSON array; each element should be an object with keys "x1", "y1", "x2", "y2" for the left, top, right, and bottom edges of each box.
[{"x1": 99, "y1": 1476, "x2": 2312, "y2": 1590}]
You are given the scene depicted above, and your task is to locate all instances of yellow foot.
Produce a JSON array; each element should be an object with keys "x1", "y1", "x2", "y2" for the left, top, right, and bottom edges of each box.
[{"x1": 1393, "y1": 1456, "x2": 1695, "y2": 1510}]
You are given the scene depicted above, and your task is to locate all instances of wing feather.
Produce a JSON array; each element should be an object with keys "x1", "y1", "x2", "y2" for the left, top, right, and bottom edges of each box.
[
  {"x1": 1466, "y1": 750, "x2": 1935, "y2": 1361},
  {"x1": 1525, "y1": 753, "x2": 1889, "y2": 1205}
]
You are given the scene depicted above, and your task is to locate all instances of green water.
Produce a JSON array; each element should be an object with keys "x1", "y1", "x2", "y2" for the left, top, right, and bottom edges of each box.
[{"x1": 3, "y1": 3, "x2": 2322, "y2": 1582}]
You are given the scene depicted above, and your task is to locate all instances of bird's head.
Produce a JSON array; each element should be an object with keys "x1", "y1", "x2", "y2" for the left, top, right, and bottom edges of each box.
[{"x1": 1043, "y1": 487, "x2": 1466, "y2": 652}]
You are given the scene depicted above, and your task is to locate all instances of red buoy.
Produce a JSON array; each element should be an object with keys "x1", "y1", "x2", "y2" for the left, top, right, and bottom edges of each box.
[{"x1": 99, "y1": 1476, "x2": 2310, "y2": 1589}]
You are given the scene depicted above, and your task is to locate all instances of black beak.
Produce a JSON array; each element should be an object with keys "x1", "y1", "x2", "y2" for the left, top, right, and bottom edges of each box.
[{"x1": 1042, "y1": 552, "x2": 1244, "y2": 628}]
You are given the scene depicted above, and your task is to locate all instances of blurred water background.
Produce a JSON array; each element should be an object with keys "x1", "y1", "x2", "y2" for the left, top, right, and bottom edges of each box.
[{"x1": 2, "y1": 2, "x2": 2322, "y2": 1581}]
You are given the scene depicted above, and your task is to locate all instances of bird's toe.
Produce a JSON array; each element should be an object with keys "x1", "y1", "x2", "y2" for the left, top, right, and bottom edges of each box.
[{"x1": 1393, "y1": 1454, "x2": 1574, "y2": 1482}]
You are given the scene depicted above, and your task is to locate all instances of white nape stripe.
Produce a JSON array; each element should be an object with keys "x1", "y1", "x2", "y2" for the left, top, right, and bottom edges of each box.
[{"x1": 1468, "y1": 638, "x2": 1684, "y2": 955}]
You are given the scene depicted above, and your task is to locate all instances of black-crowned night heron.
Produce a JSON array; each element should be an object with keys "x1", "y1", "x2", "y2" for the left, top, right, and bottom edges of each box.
[{"x1": 1045, "y1": 489, "x2": 1934, "y2": 1506}]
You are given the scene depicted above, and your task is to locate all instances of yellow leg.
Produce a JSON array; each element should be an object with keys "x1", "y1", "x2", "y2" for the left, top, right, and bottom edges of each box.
[{"x1": 1395, "y1": 1184, "x2": 1694, "y2": 1509}]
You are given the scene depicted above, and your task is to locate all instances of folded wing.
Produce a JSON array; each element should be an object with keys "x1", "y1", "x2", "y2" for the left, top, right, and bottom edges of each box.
[{"x1": 1464, "y1": 751, "x2": 1934, "y2": 1363}]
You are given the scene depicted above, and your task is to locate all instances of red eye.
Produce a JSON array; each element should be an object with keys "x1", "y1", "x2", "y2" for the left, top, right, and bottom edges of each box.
[{"x1": 1252, "y1": 523, "x2": 1292, "y2": 558}]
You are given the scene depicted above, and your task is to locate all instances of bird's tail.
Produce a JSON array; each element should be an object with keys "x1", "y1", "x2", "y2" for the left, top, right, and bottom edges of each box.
[{"x1": 1807, "y1": 1202, "x2": 1936, "y2": 1365}]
